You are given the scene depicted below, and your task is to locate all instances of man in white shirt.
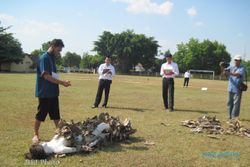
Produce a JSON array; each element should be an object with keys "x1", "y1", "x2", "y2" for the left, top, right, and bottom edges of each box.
[
  {"x1": 92, "y1": 56, "x2": 115, "y2": 108},
  {"x1": 160, "y1": 53, "x2": 179, "y2": 111},
  {"x1": 183, "y1": 70, "x2": 190, "y2": 87}
]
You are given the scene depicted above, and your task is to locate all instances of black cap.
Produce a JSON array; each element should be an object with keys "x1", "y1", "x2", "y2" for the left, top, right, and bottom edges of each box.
[{"x1": 164, "y1": 53, "x2": 172, "y2": 58}]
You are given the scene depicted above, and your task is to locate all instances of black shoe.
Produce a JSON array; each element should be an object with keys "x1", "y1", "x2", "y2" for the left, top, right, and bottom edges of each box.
[
  {"x1": 170, "y1": 108, "x2": 174, "y2": 112},
  {"x1": 102, "y1": 104, "x2": 107, "y2": 108},
  {"x1": 92, "y1": 105, "x2": 98, "y2": 108}
]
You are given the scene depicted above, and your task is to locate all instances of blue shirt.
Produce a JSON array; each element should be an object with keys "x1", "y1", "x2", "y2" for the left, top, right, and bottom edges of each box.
[
  {"x1": 35, "y1": 52, "x2": 59, "y2": 98},
  {"x1": 226, "y1": 65, "x2": 246, "y2": 94}
]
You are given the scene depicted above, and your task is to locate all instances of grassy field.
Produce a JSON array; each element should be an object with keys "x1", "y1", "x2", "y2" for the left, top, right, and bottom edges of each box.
[{"x1": 0, "y1": 73, "x2": 250, "y2": 167}]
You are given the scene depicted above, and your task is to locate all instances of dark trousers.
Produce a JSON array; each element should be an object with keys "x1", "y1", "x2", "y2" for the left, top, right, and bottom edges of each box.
[
  {"x1": 162, "y1": 78, "x2": 174, "y2": 109},
  {"x1": 184, "y1": 78, "x2": 189, "y2": 87},
  {"x1": 94, "y1": 79, "x2": 112, "y2": 107}
]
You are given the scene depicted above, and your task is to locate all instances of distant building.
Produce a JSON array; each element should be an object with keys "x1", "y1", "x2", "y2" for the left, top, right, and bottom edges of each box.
[{"x1": 0, "y1": 54, "x2": 34, "y2": 72}]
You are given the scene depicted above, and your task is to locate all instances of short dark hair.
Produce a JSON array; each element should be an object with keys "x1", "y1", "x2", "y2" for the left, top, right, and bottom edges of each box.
[
  {"x1": 164, "y1": 53, "x2": 172, "y2": 58},
  {"x1": 26, "y1": 144, "x2": 47, "y2": 159},
  {"x1": 49, "y1": 39, "x2": 64, "y2": 47}
]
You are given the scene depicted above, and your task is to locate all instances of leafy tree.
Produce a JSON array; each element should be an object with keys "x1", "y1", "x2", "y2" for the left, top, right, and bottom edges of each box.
[
  {"x1": 30, "y1": 49, "x2": 43, "y2": 69},
  {"x1": 0, "y1": 22, "x2": 23, "y2": 69},
  {"x1": 154, "y1": 57, "x2": 165, "y2": 73},
  {"x1": 93, "y1": 30, "x2": 159, "y2": 73},
  {"x1": 241, "y1": 60, "x2": 250, "y2": 76},
  {"x1": 81, "y1": 53, "x2": 103, "y2": 69},
  {"x1": 152, "y1": 50, "x2": 171, "y2": 73},
  {"x1": 174, "y1": 38, "x2": 231, "y2": 74},
  {"x1": 93, "y1": 31, "x2": 116, "y2": 57},
  {"x1": 30, "y1": 41, "x2": 63, "y2": 68},
  {"x1": 62, "y1": 52, "x2": 81, "y2": 68}
]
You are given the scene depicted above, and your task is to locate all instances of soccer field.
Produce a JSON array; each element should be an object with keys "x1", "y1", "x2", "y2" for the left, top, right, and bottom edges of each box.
[{"x1": 0, "y1": 73, "x2": 249, "y2": 167}]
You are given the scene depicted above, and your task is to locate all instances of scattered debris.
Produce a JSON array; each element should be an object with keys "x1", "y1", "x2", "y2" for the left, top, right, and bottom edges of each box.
[
  {"x1": 181, "y1": 115, "x2": 250, "y2": 138},
  {"x1": 182, "y1": 115, "x2": 223, "y2": 135},
  {"x1": 56, "y1": 112, "x2": 137, "y2": 153},
  {"x1": 144, "y1": 141, "x2": 155, "y2": 146},
  {"x1": 207, "y1": 134, "x2": 221, "y2": 139},
  {"x1": 201, "y1": 87, "x2": 208, "y2": 91},
  {"x1": 224, "y1": 119, "x2": 250, "y2": 137},
  {"x1": 160, "y1": 122, "x2": 170, "y2": 126},
  {"x1": 54, "y1": 154, "x2": 66, "y2": 158}
]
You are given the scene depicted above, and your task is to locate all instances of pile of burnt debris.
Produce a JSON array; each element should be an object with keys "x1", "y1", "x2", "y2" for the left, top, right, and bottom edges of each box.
[
  {"x1": 181, "y1": 115, "x2": 250, "y2": 138},
  {"x1": 57, "y1": 112, "x2": 137, "y2": 150}
]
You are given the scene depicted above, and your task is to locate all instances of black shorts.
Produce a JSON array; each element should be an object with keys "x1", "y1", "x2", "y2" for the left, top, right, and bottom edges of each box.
[{"x1": 36, "y1": 97, "x2": 60, "y2": 121}]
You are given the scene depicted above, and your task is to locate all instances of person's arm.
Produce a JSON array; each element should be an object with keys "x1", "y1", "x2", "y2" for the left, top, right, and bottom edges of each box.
[
  {"x1": 98, "y1": 64, "x2": 104, "y2": 75},
  {"x1": 112, "y1": 66, "x2": 115, "y2": 76},
  {"x1": 39, "y1": 56, "x2": 71, "y2": 87},
  {"x1": 107, "y1": 66, "x2": 115, "y2": 76},
  {"x1": 163, "y1": 63, "x2": 179, "y2": 76},
  {"x1": 229, "y1": 72, "x2": 241, "y2": 77},
  {"x1": 160, "y1": 64, "x2": 164, "y2": 76},
  {"x1": 174, "y1": 63, "x2": 179, "y2": 76},
  {"x1": 224, "y1": 67, "x2": 242, "y2": 78},
  {"x1": 43, "y1": 74, "x2": 71, "y2": 87}
]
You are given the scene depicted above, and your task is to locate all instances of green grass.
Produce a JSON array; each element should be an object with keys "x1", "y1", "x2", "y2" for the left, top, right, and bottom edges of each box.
[{"x1": 0, "y1": 73, "x2": 250, "y2": 167}]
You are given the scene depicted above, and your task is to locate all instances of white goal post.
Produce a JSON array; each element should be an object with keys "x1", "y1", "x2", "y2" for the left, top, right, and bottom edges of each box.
[{"x1": 189, "y1": 70, "x2": 215, "y2": 80}]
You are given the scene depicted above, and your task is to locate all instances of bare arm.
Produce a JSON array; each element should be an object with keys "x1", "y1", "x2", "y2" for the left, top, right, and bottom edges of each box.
[{"x1": 43, "y1": 74, "x2": 71, "y2": 87}]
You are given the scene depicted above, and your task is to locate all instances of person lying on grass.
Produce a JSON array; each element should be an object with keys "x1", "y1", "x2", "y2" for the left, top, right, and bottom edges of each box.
[{"x1": 25, "y1": 122, "x2": 110, "y2": 159}]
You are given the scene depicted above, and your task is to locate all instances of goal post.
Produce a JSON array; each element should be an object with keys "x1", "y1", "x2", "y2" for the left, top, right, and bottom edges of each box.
[{"x1": 189, "y1": 70, "x2": 215, "y2": 80}]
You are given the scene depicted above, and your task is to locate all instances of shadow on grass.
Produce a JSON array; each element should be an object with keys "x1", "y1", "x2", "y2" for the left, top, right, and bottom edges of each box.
[
  {"x1": 101, "y1": 136, "x2": 148, "y2": 153},
  {"x1": 108, "y1": 106, "x2": 151, "y2": 112},
  {"x1": 241, "y1": 118, "x2": 250, "y2": 122},
  {"x1": 174, "y1": 108, "x2": 218, "y2": 114}
]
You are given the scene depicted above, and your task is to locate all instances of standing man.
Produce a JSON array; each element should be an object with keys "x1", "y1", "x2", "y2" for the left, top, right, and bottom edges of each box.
[
  {"x1": 223, "y1": 55, "x2": 246, "y2": 120},
  {"x1": 160, "y1": 53, "x2": 179, "y2": 111},
  {"x1": 183, "y1": 70, "x2": 190, "y2": 87},
  {"x1": 92, "y1": 56, "x2": 115, "y2": 108},
  {"x1": 33, "y1": 39, "x2": 71, "y2": 143}
]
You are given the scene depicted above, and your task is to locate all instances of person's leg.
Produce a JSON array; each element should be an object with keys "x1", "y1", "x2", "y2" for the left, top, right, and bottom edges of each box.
[
  {"x1": 183, "y1": 78, "x2": 186, "y2": 87},
  {"x1": 53, "y1": 120, "x2": 60, "y2": 127},
  {"x1": 93, "y1": 80, "x2": 105, "y2": 107},
  {"x1": 33, "y1": 119, "x2": 41, "y2": 143},
  {"x1": 33, "y1": 98, "x2": 48, "y2": 143},
  {"x1": 227, "y1": 92, "x2": 234, "y2": 119},
  {"x1": 186, "y1": 78, "x2": 189, "y2": 87},
  {"x1": 231, "y1": 92, "x2": 242, "y2": 119},
  {"x1": 103, "y1": 80, "x2": 111, "y2": 107},
  {"x1": 48, "y1": 97, "x2": 60, "y2": 128},
  {"x1": 162, "y1": 78, "x2": 168, "y2": 109},
  {"x1": 169, "y1": 79, "x2": 174, "y2": 111}
]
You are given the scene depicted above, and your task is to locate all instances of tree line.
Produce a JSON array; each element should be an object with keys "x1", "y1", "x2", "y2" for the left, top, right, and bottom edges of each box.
[{"x1": 1, "y1": 22, "x2": 249, "y2": 75}]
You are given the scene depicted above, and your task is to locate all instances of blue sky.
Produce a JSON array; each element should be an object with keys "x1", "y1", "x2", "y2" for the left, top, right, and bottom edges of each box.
[{"x1": 1, "y1": 0, "x2": 250, "y2": 60}]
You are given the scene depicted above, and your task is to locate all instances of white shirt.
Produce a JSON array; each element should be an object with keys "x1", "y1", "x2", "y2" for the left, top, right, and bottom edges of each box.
[
  {"x1": 98, "y1": 63, "x2": 115, "y2": 80},
  {"x1": 160, "y1": 62, "x2": 179, "y2": 78},
  {"x1": 41, "y1": 135, "x2": 77, "y2": 154},
  {"x1": 184, "y1": 71, "x2": 190, "y2": 78}
]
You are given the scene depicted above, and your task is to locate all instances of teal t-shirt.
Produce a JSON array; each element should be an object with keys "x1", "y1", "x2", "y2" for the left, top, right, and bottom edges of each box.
[{"x1": 35, "y1": 52, "x2": 59, "y2": 98}]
